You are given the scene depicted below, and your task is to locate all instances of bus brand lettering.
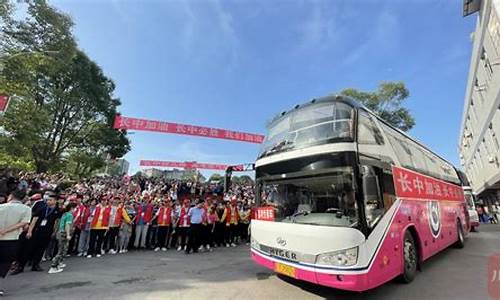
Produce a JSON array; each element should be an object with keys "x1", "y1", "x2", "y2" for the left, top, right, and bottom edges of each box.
[
  {"x1": 269, "y1": 247, "x2": 297, "y2": 261},
  {"x1": 392, "y1": 166, "x2": 464, "y2": 202}
]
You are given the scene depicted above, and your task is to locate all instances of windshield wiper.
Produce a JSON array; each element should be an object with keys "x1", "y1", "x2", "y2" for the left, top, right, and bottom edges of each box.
[
  {"x1": 268, "y1": 139, "x2": 293, "y2": 154},
  {"x1": 291, "y1": 210, "x2": 310, "y2": 223}
]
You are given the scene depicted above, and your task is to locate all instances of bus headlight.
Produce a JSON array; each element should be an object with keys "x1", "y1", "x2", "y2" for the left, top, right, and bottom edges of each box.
[
  {"x1": 251, "y1": 237, "x2": 260, "y2": 249},
  {"x1": 316, "y1": 247, "x2": 358, "y2": 267}
]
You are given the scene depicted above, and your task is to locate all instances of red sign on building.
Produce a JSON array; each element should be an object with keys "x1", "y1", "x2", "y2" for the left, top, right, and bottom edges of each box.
[
  {"x1": 113, "y1": 115, "x2": 264, "y2": 144},
  {"x1": 392, "y1": 166, "x2": 464, "y2": 202},
  {"x1": 0, "y1": 95, "x2": 10, "y2": 113}
]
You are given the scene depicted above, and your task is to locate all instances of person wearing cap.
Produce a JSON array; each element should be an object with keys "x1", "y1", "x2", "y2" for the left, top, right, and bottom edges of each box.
[
  {"x1": 185, "y1": 199, "x2": 205, "y2": 254},
  {"x1": 104, "y1": 196, "x2": 131, "y2": 254},
  {"x1": 87, "y1": 198, "x2": 111, "y2": 258},
  {"x1": 11, "y1": 190, "x2": 61, "y2": 274},
  {"x1": 220, "y1": 197, "x2": 240, "y2": 247},
  {"x1": 0, "y1": 189, "x2": 30, "y2": 296},
  {"x1": 176, "y1": 198, "x2": 191, "y2": 251},
  {"x1": 134, "y1": 195, "x2": 154, "y2": 249},
  {"x1": 153, "y1": 198, "x2": 173, "y2": 251}
]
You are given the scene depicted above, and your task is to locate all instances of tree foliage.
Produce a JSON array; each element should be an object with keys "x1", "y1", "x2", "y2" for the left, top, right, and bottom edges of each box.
[
  {"x1": 0, "y1": 151, "x2": 34, "y2": 171},
  {"x1": 208, "y1": 173, "x2": 223, "y2": 183},
  {"x1": 231, "y1": 175, "x2": 254, "y2": 185},
  {"x1": 0, "y1": 0, "x2": 130, "y2": 176},
  {"x1": 340, "y1": 82, "x2": 415, "y2": 131}
]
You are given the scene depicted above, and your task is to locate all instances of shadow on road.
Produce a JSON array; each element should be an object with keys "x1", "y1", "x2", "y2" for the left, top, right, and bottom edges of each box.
[{"x1": 272, "y1": 237, "x2": 482, "y2": 300}]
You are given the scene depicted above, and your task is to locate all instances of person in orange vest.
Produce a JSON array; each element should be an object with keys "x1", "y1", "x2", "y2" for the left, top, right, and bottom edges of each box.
[
  {"x1": 176, "y1": 198, "x2": 191, "y2": 251},
  {"x1": 153, "y1": 198, "x2": 173, "y2": 251},
  {"x1": 239, "y1": 202, "x2": 251, "y2": 245},
  {"x1": 204, "y1": 204, "x2": 218, "y2": 251},
  {"x1": 87, "y1": 197, "x2": 111, "y2": 258},
  {"x1": 104, "y1": 196, "x2": 131, "y2": 254},
  {"x1": 220, "y1": 197, "x2": 240, "y2": 247}
]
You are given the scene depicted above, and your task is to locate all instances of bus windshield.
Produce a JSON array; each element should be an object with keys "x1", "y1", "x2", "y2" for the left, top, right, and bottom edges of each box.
[
  {"x1": 259, "y1": 167, "x2": 358, "y2": 227},
  {"x1": 259, "y1": 102, "x2": 354, "y2": 158}
]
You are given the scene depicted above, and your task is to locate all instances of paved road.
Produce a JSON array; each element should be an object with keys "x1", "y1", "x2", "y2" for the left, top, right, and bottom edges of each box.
[{"x1": 4, "y1": 225, "x2": 500, "y2": 300}]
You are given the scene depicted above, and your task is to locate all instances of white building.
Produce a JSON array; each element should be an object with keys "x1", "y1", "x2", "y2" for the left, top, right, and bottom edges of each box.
[
  {"x1": 460, "y1": 0, "x2": 500, "y2": 204},
  {"x1": 115, "y1": 159, "x2": 130, "y2": 175},
  {"x1": 142, "y1": 168, "x2": 164, "y2": 178},
  {"x1": 163, "y1": 168, "x2": 186, "y2": 180}
]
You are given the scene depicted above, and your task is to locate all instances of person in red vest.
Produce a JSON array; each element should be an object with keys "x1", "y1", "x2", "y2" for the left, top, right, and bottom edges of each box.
[
  {"x1": 220, "y1": 197, "x2": 240, "y2": 247},
  {"x1": 68, "y1": 194, "x2": 84, "y2": 255},
  {"x1": 134, "y1": 195, "x2": 153, "y2": 249},
  {"x1": 74, "y1": 197, "x2": 91, "y2": 256},
  {"x1": 176, "y1": 198, "x2": 191, "y2": 251},
  {"x1": 87, "y1": 197, "x2": 111, "y2": 258},
  {"x1": 77, "y1": 198, "x2": 95, "y2": 256},
  {"x1": 153, "y1": 198, "x2": 173, "y2": 251},
  {"x1": 104, "y1": 196, "x2": 131, "y2": 254}
]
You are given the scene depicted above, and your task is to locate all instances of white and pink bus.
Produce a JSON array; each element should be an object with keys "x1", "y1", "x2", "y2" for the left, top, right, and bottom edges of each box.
[{"x1": 250, "y1": 96, "x2": 469, "y2": 291}]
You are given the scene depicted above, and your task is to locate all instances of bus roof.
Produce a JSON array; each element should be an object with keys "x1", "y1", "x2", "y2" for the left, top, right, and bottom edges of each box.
[{"x1": 267, "y1": 94, "x2": 457, "y2": 171}]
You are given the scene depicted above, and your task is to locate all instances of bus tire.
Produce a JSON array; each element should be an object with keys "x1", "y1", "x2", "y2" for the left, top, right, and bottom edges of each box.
[
  {"x1": 455, "y1": 219, "x2": 465, "y2": 249},
  {"x1": 400, "y1": 231, "x2": 417, "y2": 283}
]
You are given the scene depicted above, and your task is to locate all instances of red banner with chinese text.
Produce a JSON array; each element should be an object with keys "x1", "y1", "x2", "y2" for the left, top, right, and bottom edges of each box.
[
  {"x1": 253, "y1": 207, "x2": 275, "y2": 221},
  {"x1": 0, "y1": 95, "x2": 10, "y2": 112},
  {"x1": 392, "y1": 166, "x2": 464, "y2": 202},
  {"x1": 113, "y1": 115, "x2": 264, "y2": 144},
  {"x1": 140, "y1": 160, "x2": 229, "y2": 170}
]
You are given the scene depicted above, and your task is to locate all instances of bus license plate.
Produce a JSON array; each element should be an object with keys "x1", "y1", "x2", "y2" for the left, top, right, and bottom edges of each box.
[{"x1": 275, "y1": 262, "x2": 296, "y2": 278}]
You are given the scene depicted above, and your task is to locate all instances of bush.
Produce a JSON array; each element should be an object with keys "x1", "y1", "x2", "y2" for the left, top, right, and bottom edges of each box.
[{"x1": 0, "y1": 151, "x2": 34, "y2": 172}]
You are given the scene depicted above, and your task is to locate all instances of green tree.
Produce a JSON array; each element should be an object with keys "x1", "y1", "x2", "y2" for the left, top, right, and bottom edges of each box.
[
  {"x1": 0, "y1": 151, "x2": 34, "y2": 171},
  {"x1": 340, "y1": 81, "x2": 415, "y2": 131},
  {"x1": 208, "y1": 173, "x2": 223, "y2": 183},
  {"x1": 0, "y1": 1, "x2": 130, "y2": 174},
  {"x1": 238, "y1": 175, "x2": 254, "y2": 185}
]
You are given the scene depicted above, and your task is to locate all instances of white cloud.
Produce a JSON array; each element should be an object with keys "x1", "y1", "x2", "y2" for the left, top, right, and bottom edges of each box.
[
  {"x1": 343, "y1": 9, "x2": 399, "y2": 66},
  {"x1": 178, "y1": 0, "x2": 240, "y2": 72},
  {"x1": 296, "y1": 1, "x2": 337, "y2": 52}
]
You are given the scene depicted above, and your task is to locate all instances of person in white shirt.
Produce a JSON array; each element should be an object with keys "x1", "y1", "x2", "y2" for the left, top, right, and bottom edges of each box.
[{"x1": 0, "y1": 189, "x2": 31, "y2": 296}]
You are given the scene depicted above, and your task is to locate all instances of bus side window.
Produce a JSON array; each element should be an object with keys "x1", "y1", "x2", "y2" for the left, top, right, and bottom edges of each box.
[
  {"x1": 358, "y1": 113, "x2": 385, "y2": 145},
  {"x1": 381, "y1": 171, "x2": 396, "y2": 209},
  {"x1": 361, "y1": 166, "x2": 385, "y2": 228}
]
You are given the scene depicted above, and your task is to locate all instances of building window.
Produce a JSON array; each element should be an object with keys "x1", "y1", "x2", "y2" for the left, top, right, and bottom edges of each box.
[
  {"x1": 474, "y1": 77, "x2": 487, "y2": 94},
  {"x1": 489, "y1": 8, "x2": 500, "y2": 55},
  {"x1": 490, "y1": 124, "x2": 500, "y2": 151},
  {"x1": 484, "y1": 139, "x2": 491, "y2": 155},
  {"x1": 481, "y1": 48, "x2": 494, "y2": 78},
  {"x1": 477, "y1": 148, "x2": 484, "y2": 169}
]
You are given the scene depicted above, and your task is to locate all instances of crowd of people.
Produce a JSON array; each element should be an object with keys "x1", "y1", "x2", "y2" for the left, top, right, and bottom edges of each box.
[{"x1": 0, "y1": 170, "x2": 256, "y2": 296}]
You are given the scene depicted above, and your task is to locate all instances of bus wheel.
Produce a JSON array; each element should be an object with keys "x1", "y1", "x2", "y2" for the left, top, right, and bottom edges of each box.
[
  {"x1": 455, "y1": 220, "x2": 465, "y2": 249},
  {"x1": 400, "y1": 231, "x2": 417, "y2": 283}
]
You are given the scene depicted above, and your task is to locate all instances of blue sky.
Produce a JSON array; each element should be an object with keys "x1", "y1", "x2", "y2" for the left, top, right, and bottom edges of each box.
[{"x1": 51, "y1": 0, "x2": 475, "y2": 176}]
